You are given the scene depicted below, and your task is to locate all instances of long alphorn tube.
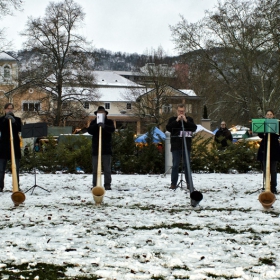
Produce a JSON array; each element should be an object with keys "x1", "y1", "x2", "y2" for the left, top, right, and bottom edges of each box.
[
  {"x1": 96, "y1": 125, "x2": 102, "y2": 187},
  {"x1": 9, "y1": 119, "x2": 26, "y2": 206},
  {"x1": 91, "y1": 125, "x2": 105, "y2": 205},
  {"x1": 258, "y1": 133, "x2": 276, "y2": 209},
  {"x1": 180, "y1": 120, "x2": 203, "y2": 207}
]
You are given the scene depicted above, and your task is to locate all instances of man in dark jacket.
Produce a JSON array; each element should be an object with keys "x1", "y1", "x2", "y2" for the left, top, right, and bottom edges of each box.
[
  {"x1": 0, "y1": 103, "x2": 22, "y2": 192},
  {"x1": 166, "y1": 104, "x2": 197, "y2": 189},
  {"x1": 214, "y1": 121, "x2": 233, "y2": 148},
  {"x1": 257, "y1": 110, "x2": 280, "y2": 194},
  {"x1": 87, "y1": 106, "x2": 115, "y2": 190}
]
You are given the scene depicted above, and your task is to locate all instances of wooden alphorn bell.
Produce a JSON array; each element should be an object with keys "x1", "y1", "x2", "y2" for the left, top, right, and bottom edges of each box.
[
  {"x1": 258, "y1": 133, "x2": 276, "y2": 209},
  {"x1": 9, "y1": 119, "x2": 26, "y2": 206},
  {"x1": 91, "y1": 125, "x2": 105, "y2": 205}
]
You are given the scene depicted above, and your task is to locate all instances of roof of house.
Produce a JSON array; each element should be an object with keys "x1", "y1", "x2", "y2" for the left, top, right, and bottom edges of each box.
[
  {"x1": 178, "y1": 89, "x2": 197, "y2": 97},
  {"x1": 94, "y1": 71, "x2": 144, "y2": 88},
  {"x1": 195, "y1": 124, "x2": 214, "y2": 135},
  {"x1": 97, "y1": 87, "x2": 147, "y2": 102},
  {"x1": 0, "y1": 52, "x2": 17, "y2": 61},
  {"x1": 113, "y1": 71, "x2": 143, "y2": 76},
  {"x1": 5, "y1": 82, "x2": 54, "y2": 97},
  {"x1": 143, "y1": 85, "x2": 198, "y2": 98}
]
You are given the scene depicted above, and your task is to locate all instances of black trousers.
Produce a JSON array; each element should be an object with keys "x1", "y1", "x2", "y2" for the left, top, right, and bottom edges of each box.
[
  {"x1": 92, "y1": 155, "x2": 112, "y2": 188},
  {"x1": 262, "y1": 160, "x2": 277, "y2": 191},
  {"x1": 0, "y1": 158, "x2": 20, "y2": 190}
]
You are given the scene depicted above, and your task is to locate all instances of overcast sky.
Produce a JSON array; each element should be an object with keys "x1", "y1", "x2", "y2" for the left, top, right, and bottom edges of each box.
[{"x1": 3, "y1": 0, "x2": 218, "y2": 56}]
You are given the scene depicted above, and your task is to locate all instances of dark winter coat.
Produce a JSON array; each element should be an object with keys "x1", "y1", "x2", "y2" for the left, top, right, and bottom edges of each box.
[
  {"x1": 214, "y1": 127, "x2": 233, "y2": 147},
  {"x1": 87, "y1": 117, "x2": 115, "y2": 156},
  {"x1": 257, "y1": 129, "x2": 280, "y2": 162},
  {"x1": 166, "y1": 116, "x2": 197, "y2": 152},
  {"x1": 0, "y1": 115, "x2": 22, "y2": 159}
]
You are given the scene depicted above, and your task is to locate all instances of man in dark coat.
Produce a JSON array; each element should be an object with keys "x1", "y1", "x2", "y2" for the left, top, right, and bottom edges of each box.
[
  {"x1": 87, "y1": 106, "x2": 115, "y2": 190},
  {"x1": 257, "y1": 110, "x2": 280, "y2": 194},
  {"x1": 214, "y1": 121, "x2": 233, "y2": 148},
  {"x1": 0, "y1": 103, "x2": 22, "y2": 192},
  {"x1": 166, "y1": 104, "x2": 197, "y2": 189}
]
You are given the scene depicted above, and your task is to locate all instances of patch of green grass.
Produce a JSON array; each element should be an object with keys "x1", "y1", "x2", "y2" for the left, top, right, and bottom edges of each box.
[
  {"x1": 171, "y1": 265, "x2": 189, "y2": 271},
  {"x1": 0, "y1": 262, "x2": 100, "y2": 279},
  {"x1": 258, "y1": 257, "x2": 276, "y2": 266},
  {"x1": 203, "y1": 207, "x2": 254, "y2": 213},
  {"x1": 151, "y1": 276, "x2": 166, "y2": 280},
  {"x1": 206, "y1": 272, "x2": 239, "y2": 279},
  {"x1": 130, "y1": 204, "x2": 158, "y2": 210},
  {"x1": 215, "y1": 226, "x2": 239, "y2": 234},
  {"x1": 132, "y1": 222, "x2": 201, "y2": 231},
  {"x1": 97, "y1": 232, "x2": 106, "y2": 236},
  {"x1": 107, "y1": 225, "x2": 124, "y2": 231}
]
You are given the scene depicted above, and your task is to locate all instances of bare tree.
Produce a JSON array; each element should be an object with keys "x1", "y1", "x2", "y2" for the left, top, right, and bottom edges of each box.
[
  {"x1": 123, "y1": 47, "x2": 178, "y2": 130},
  {"x1": 0, "y1": 0, "x2": 22, "y2": 17},
  {"x1": 171, "y1": 0, "x2": 280, "y2": 126},
  {"x1": 21, "y1": 0, "x2": 98, "y2": 126},
  {"x1": 0, "y1": 0, "x2": 21, "y2": 15},
  {"x1": 0, "y1": 0, "x2": 23, "y2": 49}
]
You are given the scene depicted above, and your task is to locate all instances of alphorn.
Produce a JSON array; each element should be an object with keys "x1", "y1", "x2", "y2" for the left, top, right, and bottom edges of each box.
[
  {"x1": 258, "y1": 133, "x2": 276, "y2": 209},
  {"x1": 91, "y1": 125, "x2": 105, "y2": 205},
  {"x1": 180, "y1": 120, "x2": 203, "y2": 207},
  {"x1": 9, "y1": 119, "x2": 26, "y2": 206}
]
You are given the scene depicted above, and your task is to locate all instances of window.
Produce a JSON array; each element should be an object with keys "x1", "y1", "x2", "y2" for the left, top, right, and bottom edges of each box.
[
  {"x1": 84, "y1": 102, "x2": 89, "y2": 109},
  {"x1": 105, "y1": 103, "x2": 110, "y2": 110},
  {"x1": 62, "y1": 102, "x2": 68, "y2": 109},
  {"x1": 126, "y1": 103, "x2": 131, "y2": 110},
  {"x1": 162, "y1": 104, "x2": 172, "y2": 113},
  {"x1": 185, "y1": 104, "x2": 192, "y2": 113},
  {"x1": 4, "y1": 65, "x2": 11, "y2": 79},
  {"x1": 23, "y1": 102, "x2": 40, "y2": 111}
]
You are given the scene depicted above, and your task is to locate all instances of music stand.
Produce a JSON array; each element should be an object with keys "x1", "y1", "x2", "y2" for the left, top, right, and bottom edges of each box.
[
  {"x1": 175, "y1": 142, "x2": 188, "y2": 191},
  {"x1": 21, "y1": 123, "x2": 50, "y2": 194},
  {"x1": 171, "y1": 134, "x2": 189, "y2": 191}
]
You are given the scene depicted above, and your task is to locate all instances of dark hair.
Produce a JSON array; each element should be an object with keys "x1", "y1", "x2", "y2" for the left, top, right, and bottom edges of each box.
[
  {"x1": 177, "y1": 104, "x2": 185, "y2": 109},
  {"x1": 265, "y1": 109, "x2": 274, "y2": 115},
  {"x1": 4, "y1": 103, "x2": 14, "y2": 109}
]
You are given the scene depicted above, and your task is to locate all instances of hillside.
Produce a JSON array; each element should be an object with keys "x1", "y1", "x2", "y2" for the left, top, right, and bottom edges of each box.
[{"x1": 8, "y1": 48, "x2": 181, "y2": 72}]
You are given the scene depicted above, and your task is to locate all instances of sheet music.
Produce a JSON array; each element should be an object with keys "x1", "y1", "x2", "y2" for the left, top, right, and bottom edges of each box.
[{"x1": 179, "y1": 131, "x2": 193, "y2": 137}]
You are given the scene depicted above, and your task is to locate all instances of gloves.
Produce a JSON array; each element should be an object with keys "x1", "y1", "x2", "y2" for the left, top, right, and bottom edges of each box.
[
  {"x1": 5, "y1": 113, "x2": 15, "y2": 123},
  {"x1": 98, "y1": 122, "x2": 105, "y2": 128}
]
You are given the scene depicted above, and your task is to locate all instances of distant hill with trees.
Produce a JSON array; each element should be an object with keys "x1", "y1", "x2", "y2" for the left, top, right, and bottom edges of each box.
[{"x1": 8, "y1": 48, "x2": 181, "y2": 72}]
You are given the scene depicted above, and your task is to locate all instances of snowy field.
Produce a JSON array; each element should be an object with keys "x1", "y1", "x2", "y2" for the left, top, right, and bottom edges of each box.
[{"x1": 0, "y1": 172, "x2": 280, "y2": 280}]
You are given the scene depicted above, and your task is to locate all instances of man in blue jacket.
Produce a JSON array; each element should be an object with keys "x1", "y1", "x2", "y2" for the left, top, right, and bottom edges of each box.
[
  {"x1": 87, "y1": 106, "x2": 115, "y2": 190},
  {"x1": 166, "y1": 104, "x2": 197, "y2": 190}
]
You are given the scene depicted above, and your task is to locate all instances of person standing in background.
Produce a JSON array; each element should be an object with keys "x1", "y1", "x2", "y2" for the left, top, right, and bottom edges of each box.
[{"x1": 214, "y1": 121, "x2": 233, "y2": 148}]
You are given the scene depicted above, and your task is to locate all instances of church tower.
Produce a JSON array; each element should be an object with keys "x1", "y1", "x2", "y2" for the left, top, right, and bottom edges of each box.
[{"x1": 0, "y1": 52, "x2": 19, "y2": 105}]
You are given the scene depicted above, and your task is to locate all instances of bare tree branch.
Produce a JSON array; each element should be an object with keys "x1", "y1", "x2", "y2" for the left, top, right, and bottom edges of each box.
[{"x1": 20, "y1": 0, "x2": 97, "y2": 126}]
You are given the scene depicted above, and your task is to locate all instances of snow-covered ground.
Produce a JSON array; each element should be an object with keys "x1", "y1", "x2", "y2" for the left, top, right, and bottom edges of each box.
[{"x1": 0, "y1": 172, "x2": 279, "y2": 280}]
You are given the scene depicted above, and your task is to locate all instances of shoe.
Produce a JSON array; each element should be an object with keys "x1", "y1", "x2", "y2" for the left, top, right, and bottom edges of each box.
[
  {"x1": 169, "y1": 184, "x2": 176, "y2": 190},
  {"x1": 0, "y1": 188, "x2": 3, "y2": 192},
  {"x1": 105, "y1": 186, "x2": 112, "y2": 190},
  {"x1": 272, "y1": 190, "x2": 278, "y2": 194}
]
